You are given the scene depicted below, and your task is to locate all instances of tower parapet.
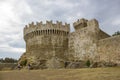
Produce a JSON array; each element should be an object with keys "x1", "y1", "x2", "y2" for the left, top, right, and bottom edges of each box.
[
  {"x1": 87, "y1": 19, "x2": 99, "y2": 27},
  {"x1": 22, "y1": 20, "x2": 70, "y2": 68},
  {"x1": 73, "y1": 18, "x2": 88, "y2": 30},
  {"x1": 24, "y1": 21, "x2": 70, "y2": 36},
  {"x1": 73, "y1": 18, "x2": 99, "y2": 31}
]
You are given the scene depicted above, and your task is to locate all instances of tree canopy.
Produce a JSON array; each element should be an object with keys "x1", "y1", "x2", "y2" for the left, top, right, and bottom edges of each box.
[
  {"x1": 0, "y1": 57, "x2": 18, "y2": 63},
  {"x1": 112, "y1": 31, "x2": 120, "y2": 36}
]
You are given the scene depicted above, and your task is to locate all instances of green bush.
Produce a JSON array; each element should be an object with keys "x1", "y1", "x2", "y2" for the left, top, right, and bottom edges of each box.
[
  {"x1": 86, "y1": 60, "x2": 90, "y2": 67},
  {"x1": 20, "y1": 59, "x2": 27, "y2": 66}
]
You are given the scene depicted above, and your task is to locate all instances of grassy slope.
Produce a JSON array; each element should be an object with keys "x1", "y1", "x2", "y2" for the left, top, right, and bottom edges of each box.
[{"x1": 0, "y1": 67, "x2": 120, "y2": 80}]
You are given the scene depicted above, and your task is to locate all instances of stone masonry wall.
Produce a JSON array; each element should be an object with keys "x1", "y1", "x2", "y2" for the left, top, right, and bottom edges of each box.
[
  {"x1": 22, "y1": 21, "x2": 70, "y2": 68},
  {"x1": 20, "y1": 18, "x2": 120, "y2": 69},
  {"x1": 98, "y1": 35, "x2": 120, "y2": 64},
  {"x1": 69, "y1": 27, "x2": 98, "y2": 61},
  {"x1": 98, "y1": 30, "x2": 110, "y2": 40},
  {"x1": 68, "y1": 19, "x2": 100, "y2": 61}
]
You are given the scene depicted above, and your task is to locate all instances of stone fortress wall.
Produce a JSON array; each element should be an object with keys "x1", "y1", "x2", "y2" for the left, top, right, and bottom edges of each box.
[
  {"x1": 98, "y1": 35, "x2": 120, "y2": 64},
  {"x1": 22, "y1": 21, "x2": 70, "y2": 68},
  {"x1": 20, "y1": 18, "x2": 120, "y2": 69},
  {"x1": 68, "y1": 19, "x2": 100, "y2": 61},
  {"x1": 68, "y1": 18, "x2": 120, "y2": 65}
]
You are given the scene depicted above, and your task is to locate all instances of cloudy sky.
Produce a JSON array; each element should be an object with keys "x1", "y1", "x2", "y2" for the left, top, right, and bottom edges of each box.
[{"x1": 0, "y1": 0, "x2": 120, "y2": 59}]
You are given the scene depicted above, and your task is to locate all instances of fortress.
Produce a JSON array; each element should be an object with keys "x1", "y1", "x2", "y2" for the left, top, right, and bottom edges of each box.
[{"x1": 19, "y1": 18, "x2": 120, "y2": 69}]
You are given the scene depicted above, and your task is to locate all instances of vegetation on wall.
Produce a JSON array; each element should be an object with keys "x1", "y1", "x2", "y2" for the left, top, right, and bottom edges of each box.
[
  {"x1": 86, "y1": 60, "x2": 91, "y2": 67},
  {"x1": 20, "y1": 59, "x2": 27, "y2": 66}
]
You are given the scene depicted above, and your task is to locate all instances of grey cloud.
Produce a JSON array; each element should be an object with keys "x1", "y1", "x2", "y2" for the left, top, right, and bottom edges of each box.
[
  {"x1": 21, "y1": 0, "x2": 120, "y2": 34},
  {"x1": 0, "y1": 51, "x2": 22, "y2": 59},
  {"x1": 0, "y1": 0, "x2": 120, "y2": 59},
  {"x1": 8, "y1": 39, "x2": 25, "y2": 48}
]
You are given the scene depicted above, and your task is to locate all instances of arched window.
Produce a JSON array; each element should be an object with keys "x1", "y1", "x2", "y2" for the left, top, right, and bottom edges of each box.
[
  {"x1": 57, "y1": 30, "x2": 59, "y2": 35},
  {"x1": 56, "y1": 30, "x2": 58, "y2": 34},
  {"x1": 50, "y1": 30, "x2": 52, "y2": 34},
  {"x1": 43, "y1": 30, "x2": 45, "y2": 34},
  {"x1": 48, "y1": 30, "x2": 49, "y2": 35},
  {"x1": 55, "y1": 29, "x2": 57, "y2": 34},
  {"x1": 53, "y1": 29, "x2": 54, "y2": 34},
  {"x1": 36, "y1": 31, "x2": 38, "y2": 35},
  {"x1": 46, "y1": 30, "x2": 48, "y2": 35},
  {"x1": 67, "y1": 32, "x2": 69, "y2": 35},
  {"x1": 45, "y1": 30, "x2": 47, "y2": 35},
  {"x1": 41, "y1": 30, "x2": 43, "y2": 35},
  {"x1": 39, "y1": 30, "x2": 40, "y2": 35}
]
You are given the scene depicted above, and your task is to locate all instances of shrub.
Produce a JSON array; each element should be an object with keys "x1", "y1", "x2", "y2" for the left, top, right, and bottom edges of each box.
[
  {"x1": 20, "y1": 59, "x2": 27, "y2": 66},
  {"x1": 86, "y1": 60, "x2": 90, "y2": 67}
]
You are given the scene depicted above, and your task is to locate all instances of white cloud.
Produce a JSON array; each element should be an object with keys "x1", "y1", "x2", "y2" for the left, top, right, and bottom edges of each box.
[
  {"x1": 0, "y1": 0, "x2": 32, "y2": 31},
  {"x1": 0, "y1": 43, "x2": 25, "y2": 59},
  {"x1": 0, "y1": 0, "x2": 32, "y2": 59},
  {"x1": 0, "y1": 44, "x2": 25, "y2": 53}
]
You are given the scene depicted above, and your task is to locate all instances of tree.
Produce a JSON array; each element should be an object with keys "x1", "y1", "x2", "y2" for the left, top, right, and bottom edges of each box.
[
  {"x1": 0, "y1": 57, "x2": 18, "y2": 63},
  {"x1": 0, "y1": 58, "x2": 4, "y2": 63},
  {"x1": 112, "y1": 31, "x2": 120, "y2": 36}
]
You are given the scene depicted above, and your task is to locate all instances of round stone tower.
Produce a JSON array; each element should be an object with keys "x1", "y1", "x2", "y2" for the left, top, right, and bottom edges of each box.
[{"x1": 20, "y1": 20, "x2": 70, "y2": 69}]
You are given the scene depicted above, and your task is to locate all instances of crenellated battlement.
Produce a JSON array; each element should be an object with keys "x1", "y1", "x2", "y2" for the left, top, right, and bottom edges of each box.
[
  {"x1": 87, "y1": 19, "x2": 99, "y2": 27},
  {"x1": 73, "y1": 18, "x2": 88, "y2": 30},
  {"x1": 73, "y1": 18, "x2": 88, "y2": 26},
  {"x1": 24, "y1": 21, "x2": 70, "y2": 36},
  {"x1": 73, "y1": 18, "x2": 99, "y2": 30}
]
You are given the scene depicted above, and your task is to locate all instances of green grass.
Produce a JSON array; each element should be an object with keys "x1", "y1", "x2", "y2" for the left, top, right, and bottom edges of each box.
[{"x1": 0, "y1": 67, "x2": 120, "y2": 80}]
